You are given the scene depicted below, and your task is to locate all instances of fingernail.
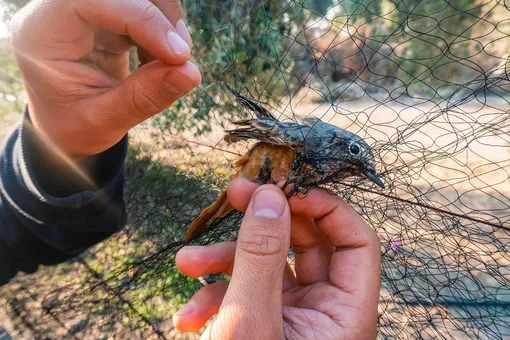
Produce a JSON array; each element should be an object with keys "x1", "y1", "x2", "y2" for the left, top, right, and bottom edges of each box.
[
  {"x1": 175, "y1": 300, "x2": 195, "y2": 317},
  {"x1": 163, "y1": 71, "x2": 193, "y2": 95},
  {"x1": 183, "y1": 245, "x2": 204, "y2": 251},
  {"x1": 176, "y1": 19, "x2": 192, "y2": 45},
  {"x1": 167, "y1": 31, "x2": 190, "y2": 55},
  {"x1": 252, "y1": 189, "x2": 284, "y2": 218}
]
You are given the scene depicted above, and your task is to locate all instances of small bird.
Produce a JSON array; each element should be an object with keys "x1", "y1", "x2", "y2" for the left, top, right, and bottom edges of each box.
[{"x1": 184, "y1": 84, "x2": 384, "y2": 242}]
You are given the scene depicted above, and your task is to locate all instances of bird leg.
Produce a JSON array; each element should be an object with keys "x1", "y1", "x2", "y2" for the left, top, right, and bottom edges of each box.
[
  {"x1": 282, "y1": 172, "x2": 312, "y2": 198},
  {"x1": 294, "y1": 173, "x2": 312, "y2": 194}
]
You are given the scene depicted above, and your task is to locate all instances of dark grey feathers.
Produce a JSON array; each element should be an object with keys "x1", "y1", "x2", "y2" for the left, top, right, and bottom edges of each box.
[{"x1": 220, "y1": 82, "x2": 278, "y2": 121}]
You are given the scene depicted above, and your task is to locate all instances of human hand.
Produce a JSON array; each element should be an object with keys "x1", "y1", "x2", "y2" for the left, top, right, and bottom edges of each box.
[
  {"x1": 10, "y1": 0, "x2": 201, "y2": 158},
  {"x1": 174, "y1": 178, "x2": 381, "y2": 339}
]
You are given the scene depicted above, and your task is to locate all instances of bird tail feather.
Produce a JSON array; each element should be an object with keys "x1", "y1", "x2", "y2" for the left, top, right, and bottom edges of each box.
[
  {"x1": 220, "y1": 82, "x2": 278, "y2": 121},
  {"x1": 184, "y1": 191, "x2": 234, "y2": 242}
]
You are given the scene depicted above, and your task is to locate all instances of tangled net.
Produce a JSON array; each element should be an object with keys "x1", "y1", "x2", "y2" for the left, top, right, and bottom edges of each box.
[{"x1": 2, "y1": 0, "x2": 510, "y2": 339}]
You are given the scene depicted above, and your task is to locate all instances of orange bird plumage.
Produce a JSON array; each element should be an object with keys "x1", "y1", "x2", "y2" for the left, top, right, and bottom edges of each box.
[{"x1": 184, "y1": 142, "x2": 295, "y2": 242}]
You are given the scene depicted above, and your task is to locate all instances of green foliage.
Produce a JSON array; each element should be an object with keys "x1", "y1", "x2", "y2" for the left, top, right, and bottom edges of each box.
[
  {"x1": 153, "y1": 0, "x2": 307, "y2": 135},
  {"x1": 340, "y1": 0, "x2": 489, "y2": 96},
  {"x1": 393, "y1": 0, "x2": 485, "y2": 88}
]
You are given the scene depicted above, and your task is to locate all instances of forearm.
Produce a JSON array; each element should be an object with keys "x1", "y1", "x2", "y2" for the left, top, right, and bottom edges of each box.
[{"x1": 0, "y1": 107, "x2": 128, "y2": 285}]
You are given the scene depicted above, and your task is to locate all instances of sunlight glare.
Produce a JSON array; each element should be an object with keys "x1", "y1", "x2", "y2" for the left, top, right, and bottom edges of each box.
[{"x1": 0, "y1": 7, "x2": 8, "y2": 38}]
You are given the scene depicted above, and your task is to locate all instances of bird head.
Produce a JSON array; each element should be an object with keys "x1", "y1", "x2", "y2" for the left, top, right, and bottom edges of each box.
[
  {"x1": 302, "y1": 119, "x2": 384, "y2": 189},
  {"x1": 338, "y1": 133, "x2": 385, "y2": 189}
]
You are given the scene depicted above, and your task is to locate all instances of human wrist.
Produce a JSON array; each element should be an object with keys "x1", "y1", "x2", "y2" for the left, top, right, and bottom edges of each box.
[{"x1": 21, "y1": 106, "x2": 127, "y2": 197}]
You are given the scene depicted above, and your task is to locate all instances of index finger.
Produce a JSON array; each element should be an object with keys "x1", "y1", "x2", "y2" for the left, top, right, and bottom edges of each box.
[
  {"x1": 150, "y1": 0, "x2": 186, "y2": 29},
  {"x1": 288, "y1": 188, "x2": 381, "y2": 329},
  {"x1": 74, "y1": 0, "x2": 190, "y2": 64},
  {"x1": 289, "y1": 189, "x2": 380, "y2": 251},
  {"x1": 138, "y1": 0, "x2": 192, "y2": 66}
]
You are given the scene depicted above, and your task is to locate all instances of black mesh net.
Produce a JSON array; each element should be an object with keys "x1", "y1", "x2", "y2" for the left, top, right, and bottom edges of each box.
[{"x1": 1, "y1": 0, "x2": 510, "y2": 339}]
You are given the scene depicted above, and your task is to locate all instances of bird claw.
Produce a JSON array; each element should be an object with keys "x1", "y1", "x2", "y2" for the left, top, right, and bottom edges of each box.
[
  {"x1": 280, "y1": 179, "x2": 291, "y2": 192},
  {"x1": 284, "y1": 173, "x2": 311, "y2": 197},
  {"x1": 296, "y1": 186, "x2": 308, "y2": 194}
]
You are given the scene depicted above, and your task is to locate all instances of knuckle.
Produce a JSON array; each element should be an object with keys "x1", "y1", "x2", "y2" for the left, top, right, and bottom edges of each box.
[
  {"x1": 10, "y1": 7, "x2": 30, "y2": 49},
  {"x1": 238, "y1": 224, "x2": 286, "y2": 260},
  {"x1": 125, "y1": 0, "x2": 168, "y2": 47},
  {"x1": 128, "y1": 0, "x2": 158, "y2": 24},
  {"x1": 351, "y1": 226, "x2": 381, "y2": 250},
  {"x1": 130, "y1": 83, "x2": 164, "y2": 118},
  {"x1": 368, "y1": 229, "x2": 381, "y2": 248}
]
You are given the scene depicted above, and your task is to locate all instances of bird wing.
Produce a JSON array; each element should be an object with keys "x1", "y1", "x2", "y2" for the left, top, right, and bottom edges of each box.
[
  {"x1": 224, "y1": 118, "x2": 308, "y2": 149},
  {"x1": 221, "y1": 83, "x2": 314, "y2": 148}
]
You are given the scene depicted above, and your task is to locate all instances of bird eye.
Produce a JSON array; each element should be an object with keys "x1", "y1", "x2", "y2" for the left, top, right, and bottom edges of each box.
[{"x1": 349, "y1": 143, "x2": 361, "y2": 155}]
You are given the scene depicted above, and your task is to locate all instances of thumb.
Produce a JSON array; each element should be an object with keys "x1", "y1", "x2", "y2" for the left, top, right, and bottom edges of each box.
[
  {"x1": 95, "y1": 60, "x2": 201, "y2": 129},
  {"x1": 216, "y1": 185, "x2": 290, "y2": 338}
]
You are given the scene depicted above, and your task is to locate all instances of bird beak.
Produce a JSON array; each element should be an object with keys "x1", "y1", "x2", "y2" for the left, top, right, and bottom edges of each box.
[{"x1": 365, "y1": 169, "x2": 385, "y2": 189}]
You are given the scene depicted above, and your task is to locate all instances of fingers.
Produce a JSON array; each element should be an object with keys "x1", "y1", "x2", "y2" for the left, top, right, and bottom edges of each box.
[
  {"x1": 149, "y1": 0, "x2": 191, "y2": 44},
  {"x1": 12, "y1": 0, "x2": 190, "y2": 65},
  {"x1": 226, "y1": 177, "x2": 259, "y2": 212},
  {"x1": 213, "y1": 185, "x2": 289, "y2": 338},
  {"x1": 138, "y1": 0, "x2": 191, "y2": 65},
  {"x1": 150, "y1": 0, "x2": 185, "y2": 28},
  {"x1": 230, "y1": 180, "x2": 380, "y2": 255},
  {"x1": 229, "y1": 179, "x2": 378, "y2": 250},
  {"x1": 289, "y1": 188, "x2": 381, "y2": 335},
  {"x1": 173, "y1": 282, "x2": 228, "y2": 332},
  {"x1": 288, "y1": 187, "x2": 380, "y2": 252},
  {"x1": 79, "y1": 60, "x2": 200, "y2": 154},
  {"x1": 227, "y1": 177, "x2": 333, "y2": 285},
  {"x1": 54, "y1": 60, "x2": 200, "y2": 155},
  {"x1": 13, "y1": 59, "x2": 201, "y2": 156},
  {"x1": 172, "y1": 265, "x2": 294, "y2": 333},
  {"x1": 175, "y1": 238, "x2": 296, "y2": 332},
  {"x1": 74, "y1": 0, "x2": 190, "y2": 64},
  {"x1": 176, "y1": 242, "x2": 296, "y2": 288},
  {"x1": 290, "y1": 214, "x2": 333, "y2": 285},
  {"x1": 176, "y1": 242, "x2": 236, "y2": 278},
  {"x1": 227, "y1": 179, "x2": 380, "y2": 287}
]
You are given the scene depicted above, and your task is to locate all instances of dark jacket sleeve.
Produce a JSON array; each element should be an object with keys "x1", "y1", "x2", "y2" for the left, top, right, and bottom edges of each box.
[{"x1": 0, "y1": 109, "x2": 127, "y2": 285}]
